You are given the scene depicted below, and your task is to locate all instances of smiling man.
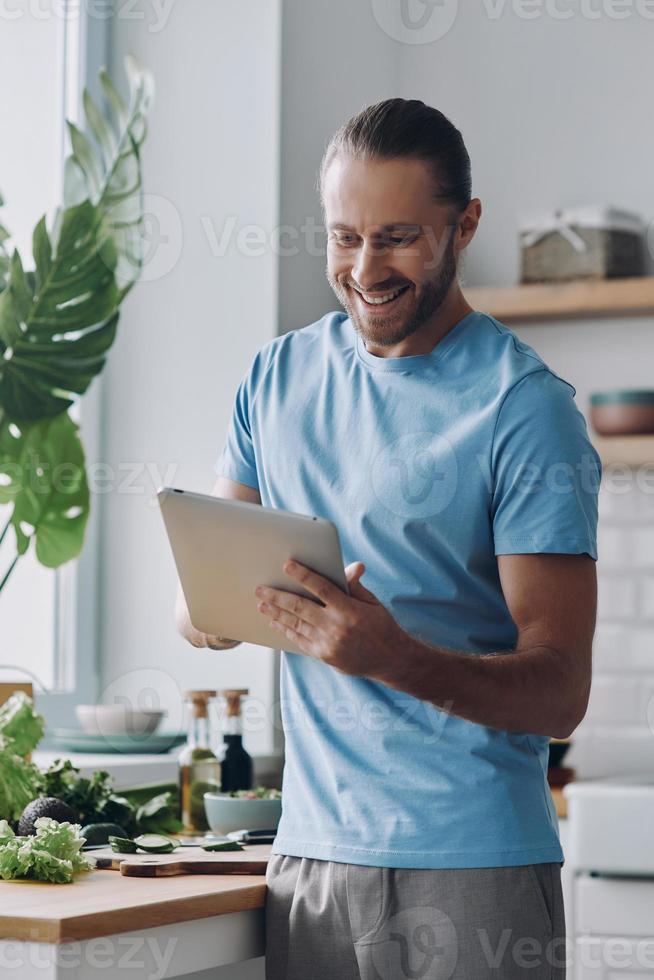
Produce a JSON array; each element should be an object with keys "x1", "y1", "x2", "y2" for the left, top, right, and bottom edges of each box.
[{"x1": 177, "y1": 99, "x2": 600, "y2": 978}]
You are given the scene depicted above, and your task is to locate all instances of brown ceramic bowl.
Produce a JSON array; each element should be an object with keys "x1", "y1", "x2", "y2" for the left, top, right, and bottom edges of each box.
[{"x1": 590, "y1": 390, "x2": 654, "y2": 436}]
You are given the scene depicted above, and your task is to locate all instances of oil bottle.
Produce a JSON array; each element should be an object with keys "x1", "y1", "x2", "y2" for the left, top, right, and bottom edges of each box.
[
  {"x1": 218, "y1": 689, "x2": 253, "y2": 793},
  {"x1": 178, "y1": 690, "x2": 222, "y2": 832}
]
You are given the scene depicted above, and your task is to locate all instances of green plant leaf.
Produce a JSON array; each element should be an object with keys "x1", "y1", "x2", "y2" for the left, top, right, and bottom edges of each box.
[
  {"x1": 0, "y1": 411, "x2": 89, "y2": 567},
  {"x1": 66, "y1": 54, "x2": 154, "y2": 291},
  {"x1": 0, "y1": 201, "x2": 119, "y2": 420}
]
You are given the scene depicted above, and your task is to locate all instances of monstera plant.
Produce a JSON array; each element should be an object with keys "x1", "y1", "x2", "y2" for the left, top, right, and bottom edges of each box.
[{"x1": 0, "y1": 56, "x2": 153, "y2": 592}]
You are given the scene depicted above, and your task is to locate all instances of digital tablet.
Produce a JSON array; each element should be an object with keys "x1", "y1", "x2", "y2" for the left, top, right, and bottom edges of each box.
[{"x1": 158, "y1": 487, "x2": 348, "y2": 654}]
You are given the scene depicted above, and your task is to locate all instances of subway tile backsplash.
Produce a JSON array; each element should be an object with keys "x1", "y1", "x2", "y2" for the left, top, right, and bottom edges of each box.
[{"x1": 569, "y1": 473, "x2": 654, "y2": 780}]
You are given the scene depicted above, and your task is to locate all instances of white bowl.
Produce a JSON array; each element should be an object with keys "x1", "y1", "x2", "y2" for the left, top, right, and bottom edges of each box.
[
  {"x1": 203, "y1": 794, "x2": 282, "y2": 835},
  {"x1": 75, "y1": 704, "x2": 166, "y2": 737}
]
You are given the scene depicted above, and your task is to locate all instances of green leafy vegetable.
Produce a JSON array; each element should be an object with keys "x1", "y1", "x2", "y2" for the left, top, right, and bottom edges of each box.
[
  {"x1": 0, "y1": 691, "x2": 45, "y2": 754},
  {"x1": 135, "y1": 791, "x2": 183, "y2": 835},
  {"x1": 38, "y1": 758, "x2": 137, "y2": 832},
  {"x1": 0, "y1": 817, "x2": 95, "y2": 883},
  {"x1": 0, "y1": 693, "x2": 44, "y2": 823}
]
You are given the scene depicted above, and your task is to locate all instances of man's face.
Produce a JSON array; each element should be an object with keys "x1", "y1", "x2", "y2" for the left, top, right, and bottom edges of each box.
[{"x1": 324, "y1": 154, "x2": 461, "y2": 349}]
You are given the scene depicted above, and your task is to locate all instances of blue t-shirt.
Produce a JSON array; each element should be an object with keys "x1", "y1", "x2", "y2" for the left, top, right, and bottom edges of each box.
[{"x1": 215, "y1": 309, "x2": 601, "y2": 869}]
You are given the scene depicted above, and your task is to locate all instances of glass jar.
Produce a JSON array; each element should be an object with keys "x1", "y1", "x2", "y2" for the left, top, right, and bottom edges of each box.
[
  {"x1": 178, "y1": 690, "x2": 222, "y2": 833},
  {"x1": 218, "y1": 688, "x2": 253, "y2": 793}
]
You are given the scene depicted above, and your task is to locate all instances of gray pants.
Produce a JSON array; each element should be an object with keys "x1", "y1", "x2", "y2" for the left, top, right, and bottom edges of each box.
[{"x1": 265, "y1": 854, "x2": 566, "y2": 979}]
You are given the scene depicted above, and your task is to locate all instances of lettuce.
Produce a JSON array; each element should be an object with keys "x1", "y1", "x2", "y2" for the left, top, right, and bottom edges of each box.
[
  {"x1": 0, "y1": 691, "x2": 45, "y2": 756},
  {"x1": 0, "y1": 817, "x2": 95, "y2": 883},
  {"x1": 0, "y1": 736, "x2": 43, "y2": 823}
]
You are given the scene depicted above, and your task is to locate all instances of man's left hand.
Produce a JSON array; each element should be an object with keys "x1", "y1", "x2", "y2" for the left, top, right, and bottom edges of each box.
[{"x1": 255, "y1": 560, "x2": 406, "y2": 678}]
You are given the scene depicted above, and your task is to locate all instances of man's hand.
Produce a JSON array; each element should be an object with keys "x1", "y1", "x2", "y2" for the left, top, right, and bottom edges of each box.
[
  {"x1": 256, "y1": 553, "x2": 596, "y2": 738},
  {"x1": 175, "y1": 586, "x2": 240, "y2": 650},
  {"x1": 255, "y1": 560, "x2": 406, "y2": 677}
]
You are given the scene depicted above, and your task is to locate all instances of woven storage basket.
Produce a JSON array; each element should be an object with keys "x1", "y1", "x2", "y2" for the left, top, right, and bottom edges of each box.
[{"x1": 519, "y1": 206, "x2": 645, "y2": 284}]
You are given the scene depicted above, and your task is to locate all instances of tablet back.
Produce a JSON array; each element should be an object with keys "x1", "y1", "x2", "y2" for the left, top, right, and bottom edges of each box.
[{"x1": 158, "y1": 488, "x2": 348, "y2": 654}]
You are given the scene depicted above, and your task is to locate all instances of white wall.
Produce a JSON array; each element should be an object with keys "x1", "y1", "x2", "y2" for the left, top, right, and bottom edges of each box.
[
  {"x1": 99, "y1": 1, "x2": 282, "y2": 751},
  {"x1": 0, "y1": 13, "x2": 63, "y2": 690}
]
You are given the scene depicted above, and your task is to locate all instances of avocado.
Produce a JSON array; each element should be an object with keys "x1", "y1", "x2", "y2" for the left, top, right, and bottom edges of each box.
[
  {"x1": 80, "y1": 822, "x2": 130, "y2": 846},
  {"x1": 17, "y1": 797, "x2": 78, "y2": 836}
]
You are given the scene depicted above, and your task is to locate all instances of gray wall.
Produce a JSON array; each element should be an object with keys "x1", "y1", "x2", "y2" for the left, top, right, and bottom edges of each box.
[{"x1": 277, "y1": 0, "x2": 400, "y2": 333}]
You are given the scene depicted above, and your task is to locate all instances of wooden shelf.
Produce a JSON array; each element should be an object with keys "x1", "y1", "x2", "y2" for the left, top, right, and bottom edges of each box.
[
  {"x1": 466, "y1": 276, "x2": 654, "y2": 323},
  {"x1": 592, "y1": 435, "x2": 654, "y2": 466}
]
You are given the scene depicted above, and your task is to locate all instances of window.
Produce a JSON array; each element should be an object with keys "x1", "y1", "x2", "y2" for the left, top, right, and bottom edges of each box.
[{"x1": 0, "y1": 8, "x2": 106, "y2": 721}]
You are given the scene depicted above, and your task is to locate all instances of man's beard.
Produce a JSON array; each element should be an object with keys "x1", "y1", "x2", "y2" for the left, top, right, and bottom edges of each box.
[{"x1": 326, "y1": 228, "x2": 457, "y2": 349}]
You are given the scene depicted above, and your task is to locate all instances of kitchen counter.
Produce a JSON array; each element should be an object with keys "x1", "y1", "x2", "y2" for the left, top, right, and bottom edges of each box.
[
  {"x1": 32, "y1": 748, "x2": 283, "y2": 791},
  {"x1": 0, "y1": 862, "x2": 266, "y2": 978}
]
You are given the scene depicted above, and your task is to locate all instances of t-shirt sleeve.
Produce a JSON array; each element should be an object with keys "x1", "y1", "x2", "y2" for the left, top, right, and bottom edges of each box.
[
  {"x1": 490, "y1": 369, "x2": 601, "y2": 560},
  {"x1": 214, "y1": 350, "x2": 269, "y2": 491}
]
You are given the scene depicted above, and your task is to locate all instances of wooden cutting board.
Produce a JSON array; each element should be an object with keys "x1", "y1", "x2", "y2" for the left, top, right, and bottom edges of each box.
[{"x1": 92, "y1": 843, "x2": 271, "y2": 877}]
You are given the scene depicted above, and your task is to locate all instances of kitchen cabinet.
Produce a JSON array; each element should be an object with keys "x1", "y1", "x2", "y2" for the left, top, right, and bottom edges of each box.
[
  {"x1": 565, "y1": 779, "x2": 654, "y2": 979},
  {"x1": 0, "y1": 864, "x2": 266, "y2": 979},
  {"x1": 574, "y1": 877, "x2": 654, "y2": 978}
]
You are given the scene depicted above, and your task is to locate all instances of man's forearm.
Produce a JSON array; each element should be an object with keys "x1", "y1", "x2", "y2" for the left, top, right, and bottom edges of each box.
[{"x1": 374, "y1": 637, "x2": 589, "y2": 740}]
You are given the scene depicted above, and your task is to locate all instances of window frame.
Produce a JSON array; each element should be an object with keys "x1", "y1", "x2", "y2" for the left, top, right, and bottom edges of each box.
[{"x1": 33, "y1": 5, "x2": 109, "y2": 727}]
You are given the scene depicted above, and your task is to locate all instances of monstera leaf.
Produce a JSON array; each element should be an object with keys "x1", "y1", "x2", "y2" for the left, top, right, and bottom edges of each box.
[
  {"x1": 0, "y1": 411, "x2": 89, "y2": 567},
  {"x1": 0, "y1": 203, "x2": 119, "y2": 421},
  {"x1": 0, "y1": 56, "x2": 153, "y2": 584},
  {"x1": 0, "y1": 194, "x2": 10, "y2": 293},
  {"x1": 63, "y1": 54, "x2": 153, "y2": 290}
]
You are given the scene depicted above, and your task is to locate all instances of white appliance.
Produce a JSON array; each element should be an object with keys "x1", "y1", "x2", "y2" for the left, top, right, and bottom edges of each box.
[
  {"x1": 566, "y1": 775, "x2": 654, "y2": 876},
  {"x1": 565, "y1": 777, "x2": 654, "y2": 979}
]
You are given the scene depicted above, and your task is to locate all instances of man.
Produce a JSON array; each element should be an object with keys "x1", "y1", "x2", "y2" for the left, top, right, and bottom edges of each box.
[{"x1": 177, "y1": 99, "x2": 600, "y2": 979}]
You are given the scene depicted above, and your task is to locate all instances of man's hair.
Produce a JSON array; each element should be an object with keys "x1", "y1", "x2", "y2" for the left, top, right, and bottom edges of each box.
[{"x1": 319, "y1": 98, "x2": 471, "y2": 213}]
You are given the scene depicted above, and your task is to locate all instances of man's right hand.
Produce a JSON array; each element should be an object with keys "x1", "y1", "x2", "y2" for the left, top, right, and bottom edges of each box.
[{"x1": 175, "y1": 585, "x2": 240, "y2": 650}]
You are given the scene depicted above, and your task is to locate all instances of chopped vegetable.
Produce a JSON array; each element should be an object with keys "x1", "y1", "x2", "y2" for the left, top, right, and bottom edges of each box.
[
  {"x1": 0, "y1": 817, "x2": 95, "y2": 883},
  {"x1": 202, "y1": 839, "x2": 244, "y2": 852},
  {"x1": 80, "y1": 822, "x2": 129, "y2": 846},
  {"x1": 108, "y1": 836, "x2": 138, "y2": 854},
  {"x1": 133, "y1": 833, "x2": 177, "y2": 854},
  {"x1": 229, "y1": 787, "x2": 281, "y2": 800}
]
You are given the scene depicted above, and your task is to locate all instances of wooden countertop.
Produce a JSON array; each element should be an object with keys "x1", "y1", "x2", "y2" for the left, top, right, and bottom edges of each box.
[{"x1": 0, "y1": 867, "x2": 267, "y2": 944}]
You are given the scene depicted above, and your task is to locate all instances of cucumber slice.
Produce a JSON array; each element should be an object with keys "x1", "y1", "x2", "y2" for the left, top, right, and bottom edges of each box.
[
  {"x1": 108, "y1": 836, "x2": 138, "y2": 854},
  {"x1": 202, "y1": 840, "x2": 245, "y2": 852},
  {"x1": 134, "y1": 834, "x2": 178, "y2": 854}
]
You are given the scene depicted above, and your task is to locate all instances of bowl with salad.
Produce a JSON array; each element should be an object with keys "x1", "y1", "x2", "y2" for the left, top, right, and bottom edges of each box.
[{"x1": 203, "y1": 787, "x2": 282, "y2": 835}]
